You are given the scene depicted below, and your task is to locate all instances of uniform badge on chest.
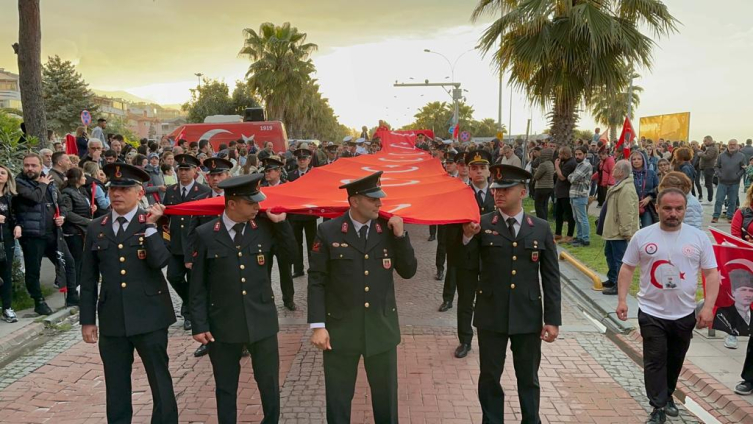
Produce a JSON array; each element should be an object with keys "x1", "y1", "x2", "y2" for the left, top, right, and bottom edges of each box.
[
  {"x1": 531, "y1": 251, "x2": 539, "y2": 262},
  {"x1": 383, "y1": 258, "x2": 392, "y2": 269},
  {"x1": 257, "y1": 253, "x2": 265, "y2": 266},
  {"x1": 138, "y1": 249, "x2": 147, "y2": 260}
]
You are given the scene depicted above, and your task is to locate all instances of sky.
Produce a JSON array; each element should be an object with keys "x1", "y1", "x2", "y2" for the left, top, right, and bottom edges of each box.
[{"x1": 1, "y1": 0, "x2": 752, "y2": 141}]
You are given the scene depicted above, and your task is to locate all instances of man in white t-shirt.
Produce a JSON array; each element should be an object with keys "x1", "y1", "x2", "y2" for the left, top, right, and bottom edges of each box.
[{"x1": 616, "y1": 188, "x2": 720, "y2": 424}]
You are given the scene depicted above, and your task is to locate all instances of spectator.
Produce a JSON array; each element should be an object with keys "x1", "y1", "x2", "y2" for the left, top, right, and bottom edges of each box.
[
  {"x1": 712, "y1": 139, "x2": 746, "y2": 223},
  {"x1": 553, "y1": 147, "x2": 577, "y2": 243},
  {"x1": 593, "y1": 147, "x2": 615, "y2": 207},
  {"x1": 599, "y1": 160, "x2": 639, "y2": 295},
  {"x1": 75, "y1": 126, "x2": 88, "y2": 158},
  {"x1": 659, "y1": 172, "x2": 702, "y2": 230},
  {"x1": 110, "y1": 135, "x2": 125, "y2": 161},
  {"x1": 631, "y1": 151, "x2": 659, "y2": 228},
  {"x1": 690, "y1": 141, "x2": 703, "y2": 198},
  {"x1": 90, "y1": 118, "x2": 109, "y2": 149},
  {"x1": 696, "y1": 135, "x2": 719, "y2": 203},
  {"x1": 69, "y1": 155, "x2": 80, "y2": 168},
  {"x1": 656, "y1": 158, "x2": 670, "y2": 182},
  {"x1": 745, "y1": 157, "x2": 753, "y2": 194},
  {"x1": 144, "y1": 153, "x2": 166, "y2": 205},
  {"x1": 498, "y1": 144, "x2": 522, "y2": 168},
  {"x1": 103, "y1": 149, "x2": 118, "y2": 164},
  {"x1": 593, "y1": 127, "x2": 601, "y2": 143},
  {"x1": 81, "y1": 138, "x2": 105, "y2": 167},
  {"x1": 161, "y1": 163, "x2": 176, "y2": 186},
  {"x1": 38, "y1": 148, "x2": 53, "y2": 176},
  {"x1": 188, "y1": 141, "x2": 199, "y2": 156},
  {"x1": 48, "y1": 151, "x2": 72, "y2": 188},
  {"x1": 587, "y1": 141, "x2": 601, "y2": 197},
  {"x1": 132, "y1": 154, "x2": 148, "y2": 168},
  {"x1": 567, "y1": 146, "x2": 593, "y2": 246},
  {"x1": 198, "y1": 139, "x2": 213, "y2": 157},
  {"x1": 742, "y1": 139, "x2": 753, "y2": 163},
  {"x1": 13, "y1": 153, "x2": 78, "y2": 313},
  {"x1": 258, "y1": 141, "x2": 274, "y2": 161},
  {"x1": 51, "y1": 141, "x2": 64, "y2": 153},
  {"x1": 532, "y1": 148, "x2": 554, "y2": 220},
  {"x1": 671, "y1": 147, "x2": 696, "y2": 185},
  {"x1": 59, "y1": 167, "x2": 95, "y2": 287},
  {"x1": 81, "y1": 161, "x2": 110, "y2": 217},
  {"x1": 616, "y1": 188, "x2": 719, "y2": 423},
  {"x1": 0, "y1": 165, "x2": 21, "y2": 323},
  {"x1": 645, "y1": 144, "x2": 660, "y2": 173}
]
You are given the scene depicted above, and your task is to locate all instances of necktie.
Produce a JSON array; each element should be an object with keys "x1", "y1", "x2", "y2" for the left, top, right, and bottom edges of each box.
[
  {"x1": 476, "y1": 189, "x2": 484, "y2": 207},
  {"x1": 358, "y1": 225, "x2": 368, "y2": 251},
  {"x1": 116, "y1": 217, "x2": 128, "y2": 239},
  {"x1": 507, "y1": 217, "x2": 517, "y2": 239},
  {"x1": 181, "y1": 187, "x2": 187, "y2": 200},
  {"x1": 232, "y1": 223, "x2": 245, "y2": 246}
]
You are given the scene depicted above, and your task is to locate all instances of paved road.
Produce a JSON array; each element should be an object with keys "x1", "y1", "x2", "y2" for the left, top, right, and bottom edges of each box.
[{"x1": 0, "y1": 224, "x2": 706, "y2": 423}]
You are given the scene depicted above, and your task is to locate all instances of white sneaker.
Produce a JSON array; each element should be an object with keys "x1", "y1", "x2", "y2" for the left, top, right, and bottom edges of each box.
[
  {"x1": 725, "y1": 334, "x2": 738, "y2": 349},
  {"x1": 2, "y1": 308, "x2": 18, "y2": 323}
]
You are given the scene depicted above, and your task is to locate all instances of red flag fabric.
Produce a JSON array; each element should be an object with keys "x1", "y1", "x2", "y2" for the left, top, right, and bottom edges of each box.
[
  {"x1": 165, "y1": 129, "x2": 480, "y2": 225},
  {"x1": 708, "y1": 244, "x2": 753, "y2": 336},
  {"x1": 709, "y1": 228, "x2": 753, "y2": 248},
  {"x1": 615, "y1": 116, "x2": 635, "y2": 152},
  {"x1": 65, "y1": 133, "x2": 78, "y2": 155},
  {"x1": 452, "y1": 124, "x2": 459, "y2": 139}
]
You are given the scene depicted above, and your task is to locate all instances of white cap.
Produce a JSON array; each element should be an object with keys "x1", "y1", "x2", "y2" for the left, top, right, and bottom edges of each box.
[
  {"x1": 355, "y1": 138, "x2": 366, "y2": 144},
  {"x1": 443, "y1": 139, "x2": 453, "y2": 145},
  {"x1": 343, "y1": 135, "x2": 354, "y2": 143}
]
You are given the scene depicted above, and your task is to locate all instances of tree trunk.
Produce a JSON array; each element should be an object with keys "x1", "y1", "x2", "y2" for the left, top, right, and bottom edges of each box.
[
  {"x1": 15, "y1": 0, "x2": 47, "y2": 147},
  {"x1": 609, "y1": 126, "x2": 617, "y2": 144},
  {"x1": 549, "y1": 97, "x2": 577, "y2": 146}
]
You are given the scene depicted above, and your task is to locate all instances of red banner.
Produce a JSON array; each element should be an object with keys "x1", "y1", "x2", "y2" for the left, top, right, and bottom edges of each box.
[
  {"x1": 709, "y1": 228, "x2": 753, "y2": 248},
  {"x1": 708, "y1": 244, "x2": 753, "y2": 337},
  {"x1": 615, "y1": 116, "x2": 635, "y2": 158},
  {"x1": 165, "y1": 129, "x2": 480, "y2": 225}
]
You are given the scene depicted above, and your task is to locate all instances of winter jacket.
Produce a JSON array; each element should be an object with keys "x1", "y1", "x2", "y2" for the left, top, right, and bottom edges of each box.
[
  {"x1": 554, "y1": 157, "x2": 577, "y2": 199},
  {"x1": 60, "y1": 186, "x2": 93, "y2": 236},
  {"x1": 76, "y1": 136, "x2": 89, "y2": 159},
  {"x1": 144, "y1": 165, "x2": 166, "y2": 205},
  {"x1": 715, "y1": 150, "x2": 746, "y2": 185},
  {"x1": 13, "y1": 174, "x2": 65, "y2": 238},
  {"x1": 684, "y1": 194, "x2": 703, "y2": 230},
  {"x1": 632, "y1": 156, "x2": 659, "y2": 202},
  {"x1": 602, "y1": 175, "x2": 640, "y2": 240},
  {"x1": 532, "y1": 149, "x2": 554, "y2": 190},
  {"x1": 593, "y1": 155, "x2": 615, "y2": 187},
  {"x1": 697, "y1": 144, "x2": 719, "y2": 170}
]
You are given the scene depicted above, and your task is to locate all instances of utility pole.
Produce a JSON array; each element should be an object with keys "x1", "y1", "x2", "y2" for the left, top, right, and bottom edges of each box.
[
  {"x1": 194, "y1": 72, "x2": 204, "y2": 88},
  {"x1": 394, "y1": 80, "x2": 462, "y2": 139},
  {"x1": 423, "y1": 49, "x2": 474, "y2": 140},
  {"x1": 497, "y1": 7, "x2": 504, "y2": 137}
]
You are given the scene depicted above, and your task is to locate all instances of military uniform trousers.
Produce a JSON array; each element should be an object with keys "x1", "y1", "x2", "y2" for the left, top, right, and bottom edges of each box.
[
  {"x1": 456, "y1": 268, "x2": 479, "y2": 344},
  {"x1": 442, "y1": 266, "x2": 458, "y2": 303},
  {"x1": 291, "y1": 217, "x2": 317, "y2": 275},
  {"x1": 435, "y1": 225, "x2": 447, "y2": 273},
  {"x1": 477, "y1": 329, "x2": 542, "y2": 424},
  {"x1": 208, "y1": 335, "x2": 280, "y2": 424},
  {"x1": 267, "y1": 245, "x2": 294, "y2": 304},
  {"x1": 324, "y1": 347, "x2": 398, "y2": 424},
  {"x1": 166, "y1": 254, "x2": 191, "y2": 318},
  {"x1": 99, "y1": 328, "x2": 178, "y2": 424}
]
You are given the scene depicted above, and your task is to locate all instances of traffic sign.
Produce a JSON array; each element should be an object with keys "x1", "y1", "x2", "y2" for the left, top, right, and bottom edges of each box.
[
  {"x1": 496, "y1": 131, "x2": 504, "y2": 140},
  {"x1": 460, "y1": 131, "x2": 471, "y2": 142},
  {"x1": 80, "y1": 110, "x2": 91, "y2": 126}
]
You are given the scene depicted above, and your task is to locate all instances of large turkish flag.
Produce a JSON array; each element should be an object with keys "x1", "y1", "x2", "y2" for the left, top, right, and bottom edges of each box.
[{"x1": 164, "y1": 130, "x2": 480, "y2": 225}]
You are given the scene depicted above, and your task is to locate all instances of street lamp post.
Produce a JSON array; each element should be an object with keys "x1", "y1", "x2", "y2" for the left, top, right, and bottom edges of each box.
[
  {"x1": 423, "y1": 48, "x2": 474, "y2": 139},
  {"x1": 194, "y1": 72, "x2": 204, "y2": 88}
]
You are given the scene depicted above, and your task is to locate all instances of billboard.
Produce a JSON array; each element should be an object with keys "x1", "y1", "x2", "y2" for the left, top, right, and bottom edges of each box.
[{"x1": 639, "y1": 112, "x2": 690, "y2": 142}]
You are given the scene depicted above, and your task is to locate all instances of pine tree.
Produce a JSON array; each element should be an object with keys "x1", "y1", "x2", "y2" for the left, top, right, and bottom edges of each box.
[{"x1": 42, "y1": 55, "x2": 98, "y2": 133}]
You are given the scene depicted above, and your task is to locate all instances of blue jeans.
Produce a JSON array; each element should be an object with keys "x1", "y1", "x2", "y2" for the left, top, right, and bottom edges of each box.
[
  {"x1": 713, "y1": 182, "x2": 740, "y2": 219},
  {"x1": 604, "y1": 240, "x2": 628, "y2": 285},
  {"x1": 570, "y1": 197, "x2": 590, "y2": 243}
]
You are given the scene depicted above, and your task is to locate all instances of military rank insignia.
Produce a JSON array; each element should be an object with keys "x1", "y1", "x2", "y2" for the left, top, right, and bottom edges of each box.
[
  {"x1": 531, "y1": 251, "x2": 539, "y2": 262},
  {"x1": 492, "y1": 214, "x2": 499, "y2": 224},
  {"x1": 383, "y1": 258, "x2": 392, "y2": 269},
  {"x1": 138, "y1": 214, "x2": 146, "y2": 223},
  {"x1": 341, "y1": 222, "x2": 349, "y2": 233},
  {"x1": 257, "y1": 253, "x2": 265, "y2": 265},
  {"x1": 312, "y1": 241, "x2": 321, "y2": 252},
  {"x1": 375, "y1": 223, "x2": 383, "y2": 234},
  {"x1": 250, "y1": 219, "x2": 258, "y2": 229},
  {"x1": 138, "y1": 249, "x2": 147, "y2": 260}
]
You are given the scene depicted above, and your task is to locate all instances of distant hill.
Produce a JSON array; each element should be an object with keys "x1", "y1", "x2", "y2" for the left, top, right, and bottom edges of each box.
[{"x1": 92, "y1": 89, "x2": 182, "y2": 110}]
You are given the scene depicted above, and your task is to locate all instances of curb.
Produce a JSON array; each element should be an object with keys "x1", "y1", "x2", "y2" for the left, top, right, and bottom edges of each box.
[
  {"x1": 42, "y1": 306, "x2": 78, "y2": 328},
  {"x1": 615, "y1": 330, "x2": 753, "y2": 424},
  {"x1": 0, "y1": 306, "x2": 79, "y2": 364}
]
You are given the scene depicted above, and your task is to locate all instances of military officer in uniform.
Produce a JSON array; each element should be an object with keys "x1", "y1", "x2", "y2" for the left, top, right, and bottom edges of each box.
[
  {"x1": 452, "y1": 149, "x2": 495, "y2": 358},
  {"x1": 324, "y1": 144, "x2": 339, "y2": 164},
  {"x1": 261, "y1": 155, "x2": 296, "y2": 310},
  {"x1": 462, "y1": 164, "x2": 561, "y2": 424},
  {"x1": 288, "y1": 146, "x2": 318, "y2": 280},
  {"x1": 183, "y1": 157, "x2": 234, "y2": 358},
  {"x1": 190, "y1": 173, "x2": 296, "y2": 424},
  {"x1": 80, "y1": 163, "x2": 178, "y2": 424},
  {"x1": 340, "y1": 136, "x2": 358, "y2": 158},
  {"x1": 162, "y1": 154, "x2": 211, "y2": 330},
  {"x1": 308, "y1": 171, "x2": 418, "y2": 424}
]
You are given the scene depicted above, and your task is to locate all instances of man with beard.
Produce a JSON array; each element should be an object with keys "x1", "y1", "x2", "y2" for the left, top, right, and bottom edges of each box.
[
  {"x1": 190, "y1": 174, "x2": 295, "y2": 424},
  {"x1": 184, "y1": 157, "x2": 234, "y2": 357},
  {"x1": 461, "y1": 164, "x2": 561, "y2": 424},
  {"x1": 13, "y1": 153, "x2": 78, "y2": 313},
  {"x1": 616, "y1": 188, "x2": 720, "y2": 423},
  {"x1": 162, "y1": 154, "x2": 211, "y2": 331}
]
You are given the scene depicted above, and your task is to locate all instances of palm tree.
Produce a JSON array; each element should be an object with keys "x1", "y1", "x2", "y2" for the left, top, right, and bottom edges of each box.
[
  {"x1": 472, "y1": 0, "x2": 677, "y2": 145},
  {"x1": 239, "y1": 22, "x2": 318, "y2": 122},
  {"x1": 590, "y1": 76, "x2": 643, "y2": 142}
]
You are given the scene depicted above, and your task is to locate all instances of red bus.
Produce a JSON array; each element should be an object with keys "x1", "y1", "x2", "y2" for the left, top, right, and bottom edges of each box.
[{"x1": 169, "y1": 121, "x2": 289, "y2": 153}]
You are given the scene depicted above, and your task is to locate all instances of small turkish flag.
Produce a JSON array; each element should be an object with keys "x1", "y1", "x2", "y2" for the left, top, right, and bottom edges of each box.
[{"x1": 615, "y1": 116, "x2": 635, "y2": 158}]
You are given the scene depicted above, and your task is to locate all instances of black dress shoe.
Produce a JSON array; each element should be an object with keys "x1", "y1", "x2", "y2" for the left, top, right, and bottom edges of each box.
[
  {"x1": 435, "y1": 269, "x2": 445, "y2": 281},
  {"x1": 427, "y1": 235, "x2": 436, "y2": 241},
  {"x1": 291, "y1": 271, "x2": 305, "y2": 278},
  {"x1": 183, "y1": 319, "x2": 192, "y2": 331},
  {"x1": 665, "y1": 398, "x2": 679, "y2": 417},
  {"x1": 602, "y1": 286, "x2": 618, "y2": 295},
  {"x1": 193, "y1": 344, "x2": 208, "y2": 357},
  {"x1": 454, "y1": 343, "x2": 471, "y2": 358},
  {"x1": 647, "y1": 408, "x2": 666, "y2": 423},
  {"x1": 284, "y1": 301, "x2": 297, "y2": 311},
  {"x1": 438, "y1": 301, "x2": 453, "y2": 312},
  {"x1": 34, "y1": 301, "x2": 53, "y2": 316}
]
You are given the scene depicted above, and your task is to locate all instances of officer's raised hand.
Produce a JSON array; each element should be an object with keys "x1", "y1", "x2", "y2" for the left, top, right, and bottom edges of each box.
[
  {"x1": 387, "y1": 215, "x2": 404, "y2": 236},
  {"x1": 311, "y1": 328, "x2": 332, "y2": 351},
  {"x1": 462, "y1": 222, "x2": 481, "y2": 238},
  {"x1": 147, "y1": 203, "x2": 166, "y2": 224},
  {"x1": 266, "y1": 210, "x2": 287, "y2": 223}
]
